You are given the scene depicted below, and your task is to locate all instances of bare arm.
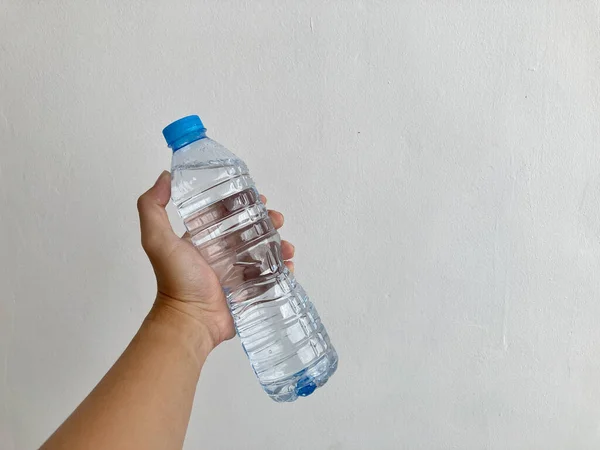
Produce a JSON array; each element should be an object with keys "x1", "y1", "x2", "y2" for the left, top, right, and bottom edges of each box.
[
  {"x1": 41, "y1": 304, "x2": 211, "y2": 450},
  {"x1": 41, "y1": 171, "x2": 294, "y2": 449}
]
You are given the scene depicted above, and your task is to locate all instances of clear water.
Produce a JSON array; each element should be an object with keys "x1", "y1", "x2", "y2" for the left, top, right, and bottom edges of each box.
[{"x1": 171, "y1": 137, "x2": 338, "y2": 402}]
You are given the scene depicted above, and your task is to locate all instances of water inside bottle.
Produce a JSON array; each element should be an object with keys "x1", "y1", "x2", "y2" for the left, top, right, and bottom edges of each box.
[{"x1": 172, "y1": 152, "x2": 338, "y2": 401}]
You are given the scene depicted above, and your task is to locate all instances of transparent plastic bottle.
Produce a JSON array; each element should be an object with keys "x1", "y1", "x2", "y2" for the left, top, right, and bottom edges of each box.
[{"x1": 163, "y1": 115, "x2": 338, "y2": 402}]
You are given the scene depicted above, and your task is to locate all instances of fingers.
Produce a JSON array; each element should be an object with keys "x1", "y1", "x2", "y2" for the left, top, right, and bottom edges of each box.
[
  {"x1": 281, "y1": 240, "x2": 295, "y2": 260},
  {"x1": 260, "y1": 194, "x2": 284, "y2": 230},
  {"x1": 137, "y1": 171, "x2": 178, "y2": 256},
  {"x1": 269, "y1": 210, "x2": 284, "y2": 229},
  {"x1": 260, "y1": 194, "x2": 292, "y2": 270},
  {"x1": 282, "y1": 240, "x2": 295, "y2": 273},
  {"x1": 284, "y1": 261, "x2": 295, "y2": 273}
]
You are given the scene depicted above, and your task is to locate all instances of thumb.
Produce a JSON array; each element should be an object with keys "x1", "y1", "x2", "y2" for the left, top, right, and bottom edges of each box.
[{"x1": 137, "y1": 171, "x2": 177, "y2": 256}]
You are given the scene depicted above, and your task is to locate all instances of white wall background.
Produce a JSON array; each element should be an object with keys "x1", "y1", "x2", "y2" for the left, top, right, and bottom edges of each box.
[{"x1": 1, "y1": 1, "x2": 600, "y2": 449}]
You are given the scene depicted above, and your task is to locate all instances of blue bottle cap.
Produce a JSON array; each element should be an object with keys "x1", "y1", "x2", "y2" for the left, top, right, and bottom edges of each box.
[{"x1": 162, "y1": 115, "x2": 207, "y2": 151}]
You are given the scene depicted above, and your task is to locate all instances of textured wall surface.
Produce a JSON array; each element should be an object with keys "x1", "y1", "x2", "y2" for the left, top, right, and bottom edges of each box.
[{"x1": 2, "y1": 1, "x2": 600, "y2": 449}]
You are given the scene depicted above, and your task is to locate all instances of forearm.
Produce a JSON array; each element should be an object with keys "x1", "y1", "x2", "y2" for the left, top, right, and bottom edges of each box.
[{"x1": 41, "y1": 302, "x2": 213, "y2": 450}]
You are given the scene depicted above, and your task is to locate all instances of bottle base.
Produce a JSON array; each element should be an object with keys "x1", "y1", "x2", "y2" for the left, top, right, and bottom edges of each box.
[{"x1": 260, "y1": 348, "x2": 338, "y2": 402}]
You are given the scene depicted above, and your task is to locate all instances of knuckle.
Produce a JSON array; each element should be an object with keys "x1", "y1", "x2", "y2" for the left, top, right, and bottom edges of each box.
[
  {"x1": 141, "y1": 233, "x2": 158, "y2": 252},
  {"x1": 136, "y1": 194, "x2": 147, "y2": 211}
]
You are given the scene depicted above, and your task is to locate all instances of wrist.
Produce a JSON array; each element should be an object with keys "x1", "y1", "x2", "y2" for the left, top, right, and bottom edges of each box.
[{"x1": 146, "y1": 296, "x2": 216, "y2": 361}]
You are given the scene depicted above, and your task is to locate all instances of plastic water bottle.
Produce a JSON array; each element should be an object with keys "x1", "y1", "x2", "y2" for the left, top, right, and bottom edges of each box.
[{"x1": 162, "y1": 115, "x2": 338, "y2": 402}]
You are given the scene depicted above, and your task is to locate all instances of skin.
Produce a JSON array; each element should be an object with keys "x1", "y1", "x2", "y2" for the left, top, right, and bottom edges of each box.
[{"x1": 40, "y1": 171, "x2": 296, "y2": 450}]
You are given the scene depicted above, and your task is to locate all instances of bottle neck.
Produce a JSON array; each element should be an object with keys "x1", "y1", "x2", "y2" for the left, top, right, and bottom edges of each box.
[{"x1": 171, "y1": 130, "x2": 207, "y2": 152}]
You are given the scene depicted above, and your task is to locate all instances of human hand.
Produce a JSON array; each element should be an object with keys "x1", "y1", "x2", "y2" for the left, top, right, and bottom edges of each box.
[{"x1": 137, "y1": 171, "x2": 296, "y2": 350}]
